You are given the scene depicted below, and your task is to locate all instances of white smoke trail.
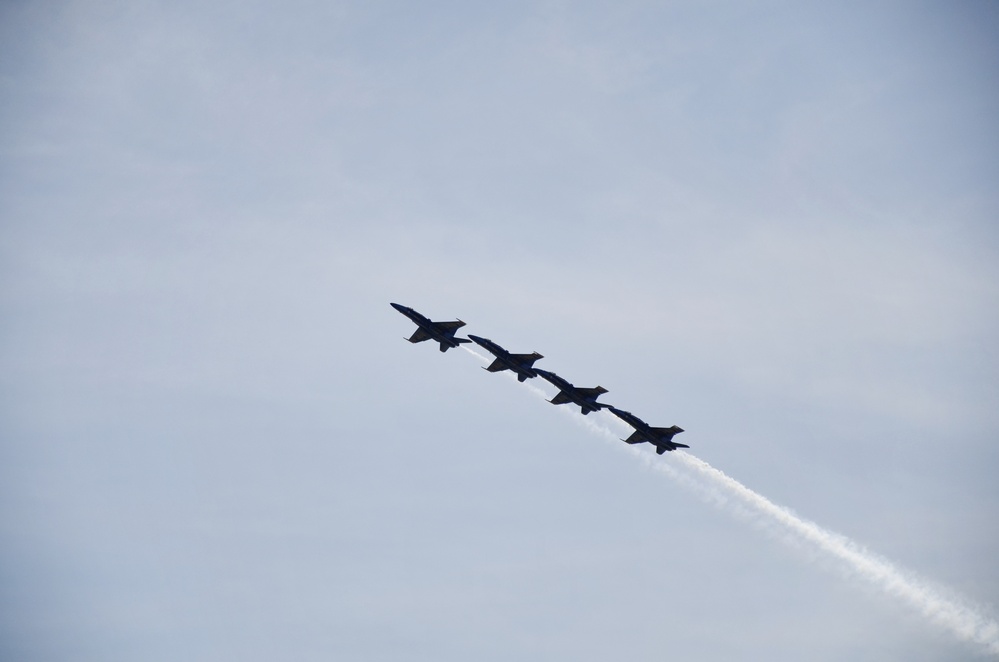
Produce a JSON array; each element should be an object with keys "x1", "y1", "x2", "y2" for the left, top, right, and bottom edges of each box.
[
  {"x1": 461, "y1": 346, "x2": 999, "y2": 655},
  {"x1": 668, "y1": 450, "x2": 999, "y2": 655}
]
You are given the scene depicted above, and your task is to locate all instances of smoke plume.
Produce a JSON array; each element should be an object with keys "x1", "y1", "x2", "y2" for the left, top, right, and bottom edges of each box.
[{"x1": 462, "y1": 346, "x2": 999, "y2": 655}]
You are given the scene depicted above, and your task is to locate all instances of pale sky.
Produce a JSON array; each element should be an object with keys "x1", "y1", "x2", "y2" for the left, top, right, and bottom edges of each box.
[{"x1": 2, "y1": 2, "x2": 998, "y2": 660}]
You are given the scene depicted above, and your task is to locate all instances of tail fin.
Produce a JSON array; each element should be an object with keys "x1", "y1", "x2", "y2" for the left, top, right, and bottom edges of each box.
[{"x1": 440, "y1": 337, "x2": 471, "y2": 351}]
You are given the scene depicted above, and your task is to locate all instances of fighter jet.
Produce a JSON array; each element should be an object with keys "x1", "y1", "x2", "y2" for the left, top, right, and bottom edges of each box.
[
  {"x1": 606, "y1": 406, "x2": 687, "y2": 454},
  {"x1": 390, "y1": 303, "x2": 471, "y2": 353},
  {"x1": 467, "y1": 335, "x2": 543, "y2": 382},
  {"x1": 535, "y1": 368, "x2": 611, "y2": 415}
]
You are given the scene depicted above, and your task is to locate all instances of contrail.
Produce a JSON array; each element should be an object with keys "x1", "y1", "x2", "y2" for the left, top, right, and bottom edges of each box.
[{"x1": 461, "y1": 345, "x2": 999, "y2": 655}]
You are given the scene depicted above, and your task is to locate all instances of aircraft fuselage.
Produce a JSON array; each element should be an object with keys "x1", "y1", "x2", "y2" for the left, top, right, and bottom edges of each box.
[
  {"x1": 607, "y1": 406, "x2": 686, "y2": 453},
  {"x1": 391, "y1": 303, "x2": 469, "y2": 352},
  {"x1": 535, "y1": 368, "x2": 609, "y2": 415},
  {"x1": 467, "y1": 334, "x2": 543, "y2": 382}
]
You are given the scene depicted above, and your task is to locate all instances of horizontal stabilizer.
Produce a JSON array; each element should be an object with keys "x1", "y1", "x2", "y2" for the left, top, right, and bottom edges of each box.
[
  {"x1": 652, "y1": 426, "x2": 684, "y2": 440},
  {"x1": 454, "y1": 337, "x2": 471, "y2": 344}
]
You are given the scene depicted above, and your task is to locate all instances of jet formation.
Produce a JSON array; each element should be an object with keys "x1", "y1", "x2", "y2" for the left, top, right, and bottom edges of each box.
[{"x1": 391, "y1": 303, "x2": 687, "y2": 454}]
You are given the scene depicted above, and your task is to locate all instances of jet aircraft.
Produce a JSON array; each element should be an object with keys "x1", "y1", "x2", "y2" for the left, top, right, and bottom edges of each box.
[
  {"x1": 535, "y1": 368, "x2": 610, "y2": 415},
  {"x1": 606, "y1": 406, "x2": 686, "y2": 454},
  {"x1": 467, "y1": 335, "x2": 543, "y2": 382},
  {"x1": 390, "y1": 303, "x2": 471, "y2": 353}
]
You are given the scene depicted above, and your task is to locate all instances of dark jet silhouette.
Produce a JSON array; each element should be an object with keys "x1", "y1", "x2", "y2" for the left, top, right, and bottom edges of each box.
[
  {"x1": 535, "y1": 368, "x2": 611, "y2": 415},
  {"x1": 391, "y1": 303, "x2": 471, "y2": 353},
  {"x1": 606, "y1": 406, "x2": 686, "y2": 454},
  {"x1": 467, "y1": 335, "x2": 543, "y2": 382}
]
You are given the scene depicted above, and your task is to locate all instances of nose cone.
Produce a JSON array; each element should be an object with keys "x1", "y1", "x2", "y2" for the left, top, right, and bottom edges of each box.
[
  {"x1": 466, "y1": 334, "x2": 486, "y2": 345},
  {"x1": 390, "y1": 302, "x2": 408, "y2": 313}
]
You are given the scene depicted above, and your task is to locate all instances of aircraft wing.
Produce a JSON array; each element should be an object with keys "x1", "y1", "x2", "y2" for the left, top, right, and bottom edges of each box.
[
  {"x1": 510, "y1": 353, "x2": 541, "y2": 365},
  {"x1": 433, "y1": 320, "x2": 465, "y2": 332},
  {"x1": 485, "y1": 358, "x2": 507, "y2": 372},
  {"x1": 408, "y1": 328, "x2": 432, "y2": 343},
  {"x1": 576, "y1": 386, "x2": 608, "y2": 397},
  {"x1": 550, "y1": 392, "x2": 573, "y2": 405},
  {"x1": 623, "y1": 431, "x2": 646, "y2": 445}
]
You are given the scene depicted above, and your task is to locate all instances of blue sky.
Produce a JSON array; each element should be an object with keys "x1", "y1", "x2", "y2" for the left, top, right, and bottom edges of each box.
[{"x1": 2, "y1": 2, "x2": 998, "y2": 660}]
